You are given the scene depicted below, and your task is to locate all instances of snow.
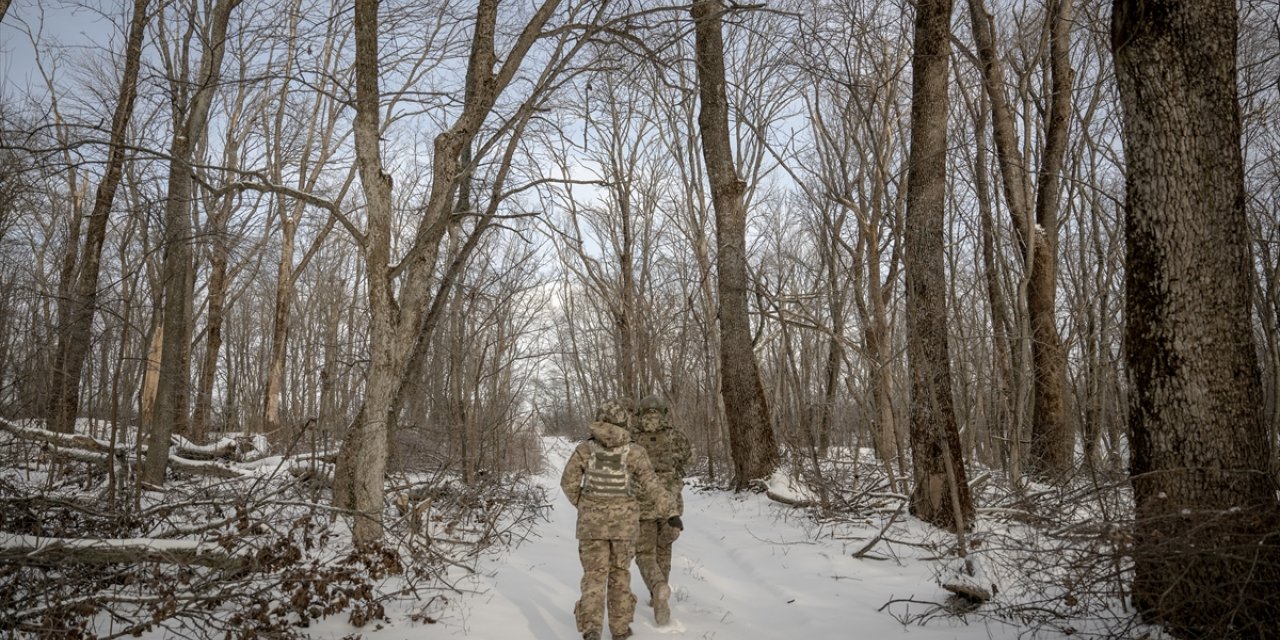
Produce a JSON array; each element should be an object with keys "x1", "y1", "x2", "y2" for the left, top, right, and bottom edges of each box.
[
  {"x1": 303, "y1": 438, "x2": 1062, "y2": 640},
  {"x1": 5, "y1": 421, "x2": 1153, "y2": 639}
]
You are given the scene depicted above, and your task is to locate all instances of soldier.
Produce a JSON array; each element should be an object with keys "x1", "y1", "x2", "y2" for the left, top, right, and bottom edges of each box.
[
  {"x1": 630, "y1": 394, "x2": 692, "y2": 626},
  {"x1": 561, "y1": 399, "x2": 676, "y2": 640}
]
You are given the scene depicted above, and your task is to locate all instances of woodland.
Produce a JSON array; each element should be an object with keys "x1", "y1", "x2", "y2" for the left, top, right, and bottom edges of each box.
[{"x1": 0, "y1": 0, "x2": 1278, "y2": 638}]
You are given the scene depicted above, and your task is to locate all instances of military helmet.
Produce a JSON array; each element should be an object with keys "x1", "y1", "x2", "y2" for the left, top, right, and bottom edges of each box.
[
  {"x1": 595, "y1": 399, "x2": 631, "y2": 427},
  {"x1": 636, "y1": 394, "x2": 669, "y2": 415}
]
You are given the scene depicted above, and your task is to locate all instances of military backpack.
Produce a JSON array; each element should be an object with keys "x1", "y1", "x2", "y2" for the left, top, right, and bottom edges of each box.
[
  {"x1": 582, "y1": 442, "x2": 632, "y2": 498},
  {"x1": 634, "y1": 430, "x2": 677, "y2": 474}
]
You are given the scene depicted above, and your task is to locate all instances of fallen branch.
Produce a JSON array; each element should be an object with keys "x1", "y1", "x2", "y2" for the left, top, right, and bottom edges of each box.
[
  {"x1": 0, "y1": 533, "x2": 248, "y2": 570},
  {"x1": 852, "y1": 502, "x2": 907, "y2": 560},
  {"x1": 0, "y1": 419, "x2": 119, "y2": 455},
  {"x1": 766, "y1": 489, "x2": 816, "y2": 508}
]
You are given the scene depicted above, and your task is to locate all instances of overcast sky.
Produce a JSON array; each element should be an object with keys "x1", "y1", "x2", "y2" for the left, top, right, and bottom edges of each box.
[{"x1": 1, "y1": 0, "x2": 119, "y2": 95}]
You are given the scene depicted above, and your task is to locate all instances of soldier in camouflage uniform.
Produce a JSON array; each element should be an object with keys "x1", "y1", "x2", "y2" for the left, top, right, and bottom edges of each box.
[
  {"x1": 630, "y1": 394, "x2": 692, "y2": 626},
  {"x1": 561, "y1": 399, "x2": 676, "y2": 640}
]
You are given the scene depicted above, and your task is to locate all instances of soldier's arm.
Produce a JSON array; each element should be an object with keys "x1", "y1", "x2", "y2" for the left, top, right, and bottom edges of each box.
[
  {"x1": 560, "y1": 446, "x2": 587, "y2": 507},
  {"x1": 673, "y1": 428, "x2": 693, "y2": 475}
]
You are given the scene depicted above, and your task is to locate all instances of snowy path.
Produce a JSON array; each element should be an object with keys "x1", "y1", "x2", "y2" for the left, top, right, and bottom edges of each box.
[{"x1": 418, "y1": 437, "x2": 1032, "y2": 640}]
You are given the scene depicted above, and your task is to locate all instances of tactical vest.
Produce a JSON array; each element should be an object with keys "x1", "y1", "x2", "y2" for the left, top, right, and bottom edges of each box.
[{"x1": 582, "y1": 443, "x2": 632, "y2": 498}]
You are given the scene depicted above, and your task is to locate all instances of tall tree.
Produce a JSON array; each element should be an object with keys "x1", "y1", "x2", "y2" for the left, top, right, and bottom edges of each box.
[
  {"x1": 903, "y1": 0, "x2": 974, "y2": 531},
  {"x1": 335, "y1": 0, "x2": 565, "y2": 545},
  {"x1": 965, "y1": 0, "x2": 1075, "y2": 480},
  {"x1": 1112, "y1": 1, "x2": 1280, "y2": 636},
  {"x1": 690, "y1": 0, "x2": 780, "y2": 490},
  {"x1": 46, "y1": 0, "x2": 151, "y2": 434},
  {"x1": 143, "y1": 0, "x2": 242, "y2": 485}
]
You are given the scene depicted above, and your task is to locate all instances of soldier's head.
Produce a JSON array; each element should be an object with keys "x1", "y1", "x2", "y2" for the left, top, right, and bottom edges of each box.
[
  {"x1": 634, "y1": 394, "x2": 669, "y2": 433},
  {"x1": 594, "y1": 398, "x2": 631, "y2": 428}
]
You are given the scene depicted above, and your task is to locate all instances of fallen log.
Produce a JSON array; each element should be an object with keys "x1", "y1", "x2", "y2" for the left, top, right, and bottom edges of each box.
[{"x1": 0, "y1": 533, "x2": 248, "y2": 570}]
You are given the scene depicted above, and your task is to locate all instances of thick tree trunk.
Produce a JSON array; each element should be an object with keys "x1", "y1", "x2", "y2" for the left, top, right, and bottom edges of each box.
[
  {"x1": 1026, "y1": 0, "x2": 1074, "y2": 479},
  {"x1": 143, "y1": 0, "x2": 242, "y2": 485},
  {"x1": 46, "y1": 0, "x2": 151, "y2": 434},
  {"x1": 690, "y1": 0, "x2": 779, "y2": 490},
  {"x1": 904, "y1": 0, "x2": 974, "y2": 532},
  {"x1": 1113, "y1": 1, "x2": 1280, "y2": 636}
]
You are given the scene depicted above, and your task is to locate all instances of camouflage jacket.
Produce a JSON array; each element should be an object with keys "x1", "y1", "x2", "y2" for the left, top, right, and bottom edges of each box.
[
  {"x1": 630, "y1": 415, "x2": 692, "y2": 520},
  {"x1": 561, "y1": 421, "x2": 675, "y2": 541}
]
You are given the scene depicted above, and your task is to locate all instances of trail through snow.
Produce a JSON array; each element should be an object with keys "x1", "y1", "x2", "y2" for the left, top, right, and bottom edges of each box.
[{"x1": 407, "y1": 437, "x2": 1037, "y2": 640}]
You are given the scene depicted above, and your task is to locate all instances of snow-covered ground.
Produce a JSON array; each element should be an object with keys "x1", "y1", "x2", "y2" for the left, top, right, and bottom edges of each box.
[{"x1": 310, "y1": 437, "x2": 1065, "y2": 640}]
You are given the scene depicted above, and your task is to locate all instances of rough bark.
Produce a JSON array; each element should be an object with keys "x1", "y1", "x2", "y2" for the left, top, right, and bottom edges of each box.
[
  {"x1": 1112, "y1": 1, "x2": 1280, "y2": 636},
  {"x1": 690, "y1": 0, "x2": 780, "y2": 490},
  {"x1": 904, "y1": 0, "x2": 974, "y2": 532},
  {"x1": 46, "y1": 0, "x2": 151, "y2": 434},
  {"x1": 143, "y1": 0, "x2": 242, "y2": 485}
]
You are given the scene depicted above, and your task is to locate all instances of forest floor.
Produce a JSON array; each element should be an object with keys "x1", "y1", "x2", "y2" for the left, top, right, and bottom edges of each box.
[
  {"x1": 3, "y1": 422, "x2": 1159, "y2": 640},
  {"x1": 306, "y1": 437, "x2": 1127, "y2": 640}
]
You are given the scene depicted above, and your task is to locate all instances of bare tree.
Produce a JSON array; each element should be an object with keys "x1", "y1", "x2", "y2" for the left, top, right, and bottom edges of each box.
[
  {"x1": 1113, "y1": 0, "x2": 1280, "y2": 635},
  {"x1": 903, "y1": 0, "x2": 973, "y2": 531},
  {"x1": 964, "y1": 0, "x2": 1075, "y2": 480},
  {"x1": 335, "y1": 0, "x2": 571, "y2": 545},
  {"x1": 143, "y1": 0, "x2": 243, "y2": 486},
  {"x1": 690, "y1": 0, "x2": 780, "y2": 490},
  {"x1": 46, "y1": 0, "x2": 151, "y2": 435}
]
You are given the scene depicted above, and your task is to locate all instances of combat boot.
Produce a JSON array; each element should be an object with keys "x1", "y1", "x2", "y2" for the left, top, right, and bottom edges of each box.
[
  {"x1": 652, "y1": 583, "x2": 672, "y2": 626},
  {"x1": 582, "y1": 632, "x2": 600, "y2": 640},
  {"x1": 613, "y1": 627, "x2": 632, "y2": 640}
]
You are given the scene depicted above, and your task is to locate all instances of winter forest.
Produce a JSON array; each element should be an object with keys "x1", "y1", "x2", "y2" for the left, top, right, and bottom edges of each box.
[{"x1": 1, "y1": 0, "x2": 1278, "y2": 638}]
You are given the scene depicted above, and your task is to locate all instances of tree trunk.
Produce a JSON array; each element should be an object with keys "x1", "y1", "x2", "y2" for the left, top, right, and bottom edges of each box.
[
  {"x1": 966, "y1": 0, "x2": 1075, "y2": 481},
  {"x1": 972, "y1": 90, "x2": 1017, "y2": 475},
  {"x1": 904, "y1": 0, "x2": 974, "y2": 532},
  {"x1": 690, "y1": 0, "x2": 779, "y2": 490},
  {"x1": 143, "y1": 0, "x2": 242, "y2": 485},
  {"x1": 1026, "y1": 0, "x2": 1074, "y2": 479},
  {"x1": 334, "y1": 0, "x2": 397, "y2": 546},
  {"x1": 1113, "y1": 1, "x2": 1280, "y2": 636},
  {"x1": 190, "y1": 196, "x2": 229, "y2": 441},
  {"x1": 263, "y1": 210, "x2": 294, "y2": 434},
  {"x1": 334, "y1": 0, "x2": 564, "y2": 545},
  {"x1": 46, "y1": 0, "x2": 151, "y2": 434}
]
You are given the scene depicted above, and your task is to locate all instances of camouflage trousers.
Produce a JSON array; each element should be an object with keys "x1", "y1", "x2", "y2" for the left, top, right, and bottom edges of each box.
[
  {"x1": 635, "y1": 518, "x2": 680, "y2": 597},
  {"x1": 575, "y1": 539, "x2": 637, "y2": 636}
]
